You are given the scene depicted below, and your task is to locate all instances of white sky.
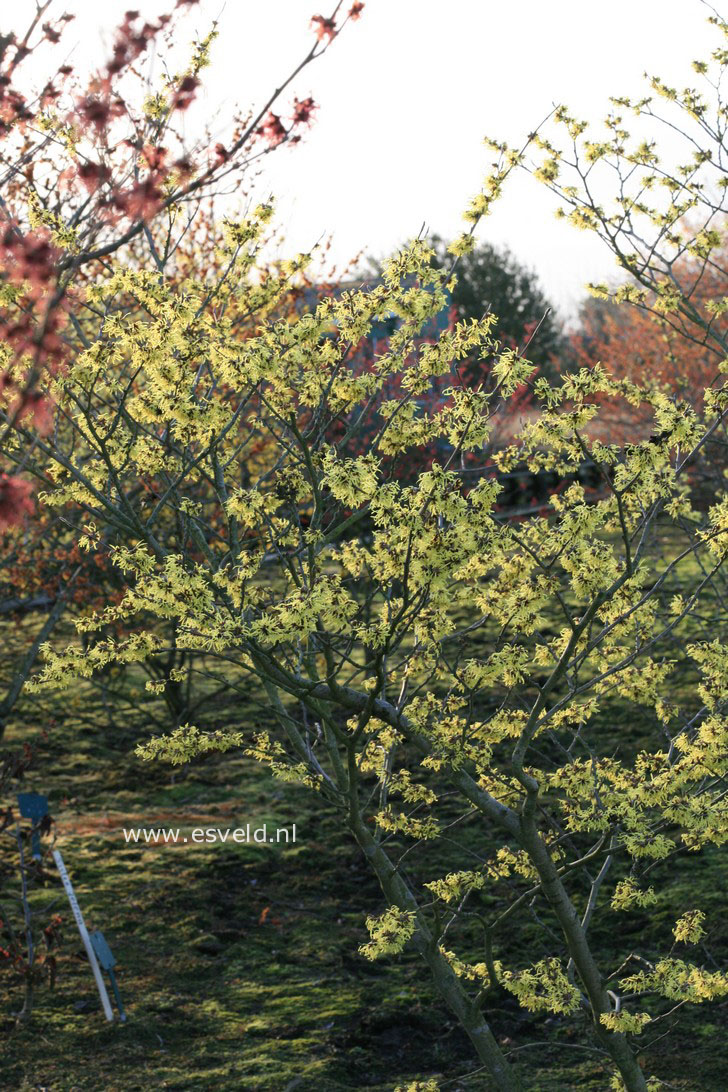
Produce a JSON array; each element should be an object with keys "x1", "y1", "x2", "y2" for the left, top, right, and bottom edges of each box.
[{"x1": 12, "y1": 0, "x2": 725, "y2": 318}]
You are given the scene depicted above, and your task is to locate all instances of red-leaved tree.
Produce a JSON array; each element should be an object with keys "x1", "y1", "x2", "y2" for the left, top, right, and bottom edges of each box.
[{"x1": 0, "y1": 0, "x2": 364, "y2": 528}]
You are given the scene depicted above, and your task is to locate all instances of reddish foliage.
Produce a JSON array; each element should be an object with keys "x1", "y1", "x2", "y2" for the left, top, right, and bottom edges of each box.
[
  {"x1": 42, "y1": 24, "x2": 62, "y2": 46},
  {"x1": 292, "y1": 96, "x2": 317, "y2": 125},
  {"x1": 14, "y1": 389, "x2": 54, "y2": 435},
  {"x1": 1, "y1": 228, "x2": 58, "y2": 289},
  {"x1": 140, "y1": 144, "x2": 168, "y2": 171},
  {"x1": 105, "y1": 9, "x2": 165, "y2": 77},
  {"x1": 311, "y1": 15, "x2": 337, "y2": 41},
  {"x1": 0, "y1": 475, "x2": 33, "y2": 531},
  {"x1": 78, "y1": 160, "x2": 112, "y2": 192},
  {"x1": 171, "y1": 75, "x2": 199, "y2": 111},
  {"x1": 256, "y1": 111, "x2": 287, "y2": 148},
  {"x1": 571, "y1": 252, "x2": 728, "y2": 501},
  {"x1": 77, "y1": 94, "x2": 123, "y2": 131},
  {"x1": 572, "y1": 277, "x2": 727, "y2": 438},
  {"x1": 111, "y1": 177, "x2": 164, "y2": 220}
]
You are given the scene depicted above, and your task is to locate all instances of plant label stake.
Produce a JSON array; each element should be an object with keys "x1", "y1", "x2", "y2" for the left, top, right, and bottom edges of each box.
[
  {"x1": 90, "y1": 930, "x2": 126, "y2": 1021},
  {"x1": 52, "y1": 849, "x2": 114, "y2": 1022},
  {"x1": 17, "y1": 793, "x2": 48, "y2": 860}
]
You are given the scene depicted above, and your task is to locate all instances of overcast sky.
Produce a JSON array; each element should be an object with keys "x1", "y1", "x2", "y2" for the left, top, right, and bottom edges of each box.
[{"x1": 14, "y1": 0, "x2": 723, "y2": 318}]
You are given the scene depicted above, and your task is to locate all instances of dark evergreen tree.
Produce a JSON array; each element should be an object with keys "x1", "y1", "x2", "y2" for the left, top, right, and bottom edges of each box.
[{"x1": 429, "y1": 235, "x2": 571, "y2": 381}]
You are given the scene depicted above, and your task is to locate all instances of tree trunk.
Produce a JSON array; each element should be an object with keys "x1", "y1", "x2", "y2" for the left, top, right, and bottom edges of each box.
[
  {"x1": 520, "y1": 823, "x2": 647, "y2": 1092},
  {"x1": 350, "y1": 811, "x2": 523, "y2": 1091}
]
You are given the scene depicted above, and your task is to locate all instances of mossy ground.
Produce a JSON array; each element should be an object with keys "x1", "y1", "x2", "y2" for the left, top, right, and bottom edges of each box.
[{"x1": 1, "y1": 701, "x2": 492, "y2": 1092}]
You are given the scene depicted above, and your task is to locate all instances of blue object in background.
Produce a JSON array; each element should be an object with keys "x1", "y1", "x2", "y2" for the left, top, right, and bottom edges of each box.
[
  {"x1": 90, "y1": 930, "x2": 127, "y2": 1021},
  {"x1": 17, "y1": 792, "x2": 48, "y2": 860}
]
